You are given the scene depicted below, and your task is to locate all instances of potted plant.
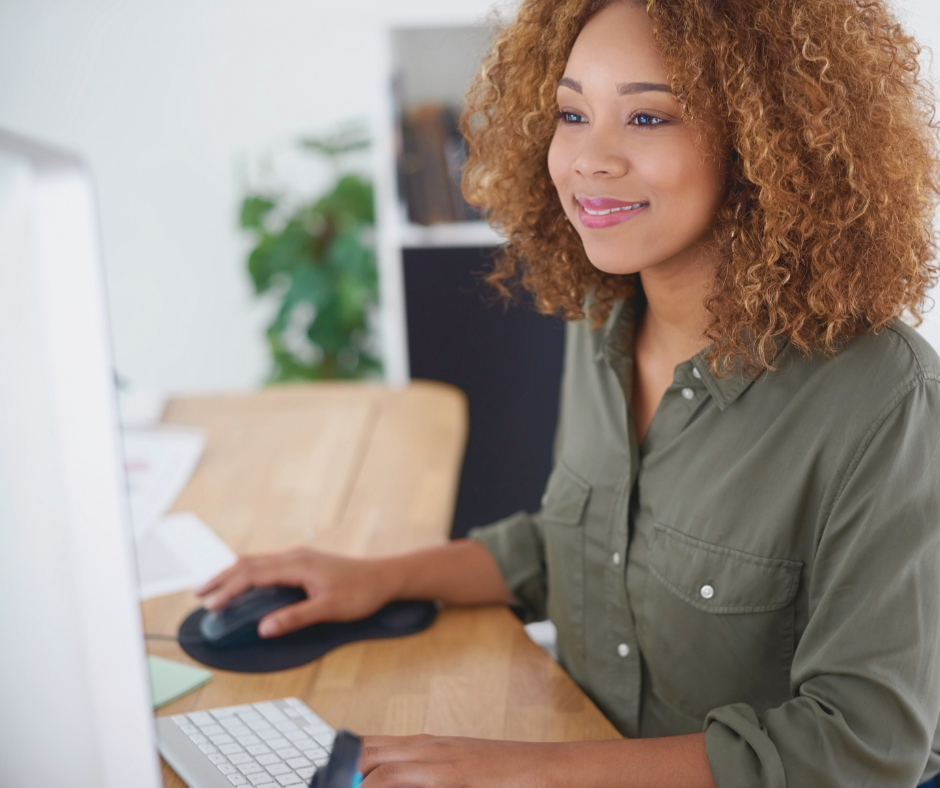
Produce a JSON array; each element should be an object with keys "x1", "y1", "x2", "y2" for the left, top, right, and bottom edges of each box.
[{"x1": 240, "y1": 125, "x2": 381, "y2": 381}]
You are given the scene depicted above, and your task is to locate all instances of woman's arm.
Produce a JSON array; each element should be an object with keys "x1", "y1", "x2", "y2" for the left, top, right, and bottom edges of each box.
[
  {"x1": 358, "y1": 733, "x2": 716, "y2": 788},
  {"x1": 196, "y1": 539, "x2": 512, "y2": 637}
]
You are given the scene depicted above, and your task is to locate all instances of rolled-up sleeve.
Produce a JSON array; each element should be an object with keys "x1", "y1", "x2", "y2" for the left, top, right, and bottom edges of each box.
[
  {"x1": 704, "y1": 377, "x2": 940, "y2": 787},
  {"x1": 468, "y1": 511, "x2": 548, "y2": 622}
]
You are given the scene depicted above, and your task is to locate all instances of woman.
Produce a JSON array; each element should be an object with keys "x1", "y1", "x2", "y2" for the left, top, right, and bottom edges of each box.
[{"x1": 199, "y1": 0, "x2": 940, "y2": 785}]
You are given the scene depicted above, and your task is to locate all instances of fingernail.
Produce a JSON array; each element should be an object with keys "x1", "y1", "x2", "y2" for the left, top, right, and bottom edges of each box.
[
  {"x1": 204, "y1": 594, "x2": 218, "y2": 609},
  {"x1": 259, "y1": 619, "x2": 277, "y2": 638}
]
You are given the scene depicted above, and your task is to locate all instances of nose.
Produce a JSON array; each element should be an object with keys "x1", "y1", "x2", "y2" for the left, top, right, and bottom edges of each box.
[{"x1": 573, "y1": 122, "x2": 629, "y2": 178}]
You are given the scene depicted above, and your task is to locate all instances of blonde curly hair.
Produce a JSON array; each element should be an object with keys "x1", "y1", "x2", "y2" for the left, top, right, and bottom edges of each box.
[{"x1": 462, "y1": 0, "x2": 940, "y2": 371}]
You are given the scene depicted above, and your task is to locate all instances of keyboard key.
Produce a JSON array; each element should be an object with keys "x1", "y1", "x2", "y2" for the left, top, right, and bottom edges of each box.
[
  {"x1": 253, "y1": 783, "x2": 278, "y2": 788},
  {"x1": 248, "y1": 719, "x2": 273, "y2": 732},
  {"x1": 257, "y1": 753, "x2": 281, "y2": 766},
  {"x1": 259, "y1": 730, "x2": 283, "y2": 742},
  {"x1": 312, "y1": 756, "x2": 329, "y2": 767},
  {"x1": 237, "y1": 735, "x2": 262, "y2": 746},
  {"x1": 266, "y1": 763, "x2": 291, "y2": 776},
  {"x1": 209, "y1": 753, "x2": 228, "y2": 764},
  {"x1": 274, "y1": 721, "x2": 299, "y2": 732},
  {"x1": 229, "y1": 753, "x2": 253, "y2": 765},
  {"x1": 218, "y1": 764, "x2": 237, "y2": 775},
  {"x1": 212, "y1": 707, "x2": 239, "y2": 719},
  {"x1": 284, "y1": 730, "x2": 307, "y2": 741},
  {"x1": 228, "y1": 725, "x2": 253, "y2": 737},
  {"x1": 224, "y1": 720, "x2": 251, "y2": 733},
  {"x1": 227, "y1": 775, "x2": 248, "y2": 786},
  {"x1": 257, "y1": 703, "x2": 288, "y2": 723},
  {"x1": 296, "y1": 767, "x2": 315, "y2": 780},
  {"x1": 240, "y1": 711, "x2": 264, "y2": 723},
  {"x1": 189, "y1": 734, "x2": 207, "y2": 745},
  {"x1": 199, "y1": 743, "x2": 219, "y2": 754},
  {"x1": 172, "y1": 715, "x2": 188, "y2": 725},
  {"x1": 249, "y1": 775, "x2": 276, "y2": 786},
  {"x1": 247, "y1": 744, "x2": 272, "y2": 756},
  {"x1": 286, "y1": 757, "x2": 311, "y2": 768},
  {"x1": 275, "y1": 775, "x2": 303, "y2": 786},
  {"x1": 303, "y1": 748, "x2": 327, "y2": 760},
  {"x1": 267, "y1": 738, "x2": 291, "y2": 750},
  {"x1": 238, "y1": 763, "x2": 264, "y2": 775},
  {"x1": 289, "y1": 735, "x2": 315, "y2": 749},
  {"x1": 275, "y1": 747, "x2": 302, "y2": 759},
  {"x1": 201, "y1": 724, "x2": 225, "y2": 736},
  {"x1": 180, "y1": 724, "x2": 199, "y2": 735},
  {"x1": 285, "y1": 707, "x2": 303, "y2": 718},
  {"x1": 211, "y1": 735, "x2": 235, "y2": 746},
  {"x1": 220, "y1": 743, "x2": 245, "y2": 755},
  {"x1": 313, "y1": 733, "x2": 335, "y2": 748},
  {"x1": 189, "y1": 712, "x2": 214, "y2": 726}
]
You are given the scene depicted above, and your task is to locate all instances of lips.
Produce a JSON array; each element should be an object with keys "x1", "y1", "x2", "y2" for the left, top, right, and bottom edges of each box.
[{"x1": 576, "y1": 197, "x2": 649, "y2": 229}]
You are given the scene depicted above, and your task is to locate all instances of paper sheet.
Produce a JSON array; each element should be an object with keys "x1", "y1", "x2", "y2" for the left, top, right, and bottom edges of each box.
[
  {"x1": 524, "y1": 620, "x2": 558, "y2": 661},
  {"x1": 147, "y1": 655, "x2": 212, "y2": 709},
  {"x1": 136, "y1": 512, "x2": 236, "y2": 600},
  {"x1": 123, "y1": 427, "x2": 206, "y2": 539}
]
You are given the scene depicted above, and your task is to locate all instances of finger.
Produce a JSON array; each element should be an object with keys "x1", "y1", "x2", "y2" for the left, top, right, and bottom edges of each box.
[
  {"x1": 195, "y1": 559, "x2": 246, "y2": 596},
  {"x1": 258, "y1": 596, "x2": 331, "y2": 637},
  {"x1": 203, "y1": 556, "x2": 304, "y2": 611},
  {"x1": 360, "y1": 761, "x2": 436, "y2": 788},
  {"x1": 359, "y1": 737, "x2": 436, "y2": 775}
]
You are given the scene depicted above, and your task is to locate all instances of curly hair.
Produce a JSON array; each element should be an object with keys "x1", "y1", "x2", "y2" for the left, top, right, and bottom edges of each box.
[{"x1": 462, "y1": 0, "x2": 940, "y2": 372}]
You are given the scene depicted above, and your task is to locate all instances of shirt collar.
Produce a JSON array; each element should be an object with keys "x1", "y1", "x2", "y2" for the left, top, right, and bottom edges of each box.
[{"x1": 598, "y1": 297, "x2": 762, "y2": 412}]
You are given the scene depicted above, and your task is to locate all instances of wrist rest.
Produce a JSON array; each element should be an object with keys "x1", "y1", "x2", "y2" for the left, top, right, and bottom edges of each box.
[{"x1": 177, "y1": 600, "x2": 437, "y2": 673}]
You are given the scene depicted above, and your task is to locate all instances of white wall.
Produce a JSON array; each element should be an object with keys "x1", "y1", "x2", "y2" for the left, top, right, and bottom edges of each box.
[
  {"x1": 1, "y1": 0, "x2": 939, "y2": 392},
  {"x1": 0, "y1": 0, "x2": 505, "y2": 392}
]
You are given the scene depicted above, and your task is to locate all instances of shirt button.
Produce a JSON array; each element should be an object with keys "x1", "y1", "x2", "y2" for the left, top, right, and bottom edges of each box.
[
  {"x1": 612, "y1": 551, "x2": 621, "y2": 566},
  {"x1": 682, "y1": 387, "x2": 695, "y2": 400},
  {"x1": 700, "y1": 584, "x2": 715, "y2": 600},
  {"x1": 617, "y1": 643, "x2": 630, "y2": 658},
  {"x1": 692, "y1": 366, "x2": 702, "y2": 379}
]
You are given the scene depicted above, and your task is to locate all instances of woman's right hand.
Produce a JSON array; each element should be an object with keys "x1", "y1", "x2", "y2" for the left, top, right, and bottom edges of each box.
[{"x1": 194, "y1": 547, "x2": 400, "y2": 638}]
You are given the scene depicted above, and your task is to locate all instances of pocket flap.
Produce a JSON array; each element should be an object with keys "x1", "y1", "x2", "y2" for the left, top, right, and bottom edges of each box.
[
  {"x1": 539, "y1": 461, "x2": 591, "y2": 526},
  {"x1": 648, "y1": 523, "x2": 802, "y2": 614}
]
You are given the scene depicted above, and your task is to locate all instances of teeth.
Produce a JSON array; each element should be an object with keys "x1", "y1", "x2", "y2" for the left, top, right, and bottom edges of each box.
[{"x1": 582, "y1": 202, "x2": 646, "y2": 216}]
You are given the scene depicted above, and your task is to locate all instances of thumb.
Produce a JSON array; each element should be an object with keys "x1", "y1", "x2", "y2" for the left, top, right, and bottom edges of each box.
[{"x1": 258, "y1": 596, "x2": 333, "y2": 638}]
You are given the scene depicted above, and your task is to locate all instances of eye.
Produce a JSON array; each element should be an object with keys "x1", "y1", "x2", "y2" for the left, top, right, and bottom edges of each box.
[
  {"x1": 629, "y1": 112, "x2": 666, "y2": 127},
  {"x1": 554, "y1": 110, "x2": 587, "y2": 125}
]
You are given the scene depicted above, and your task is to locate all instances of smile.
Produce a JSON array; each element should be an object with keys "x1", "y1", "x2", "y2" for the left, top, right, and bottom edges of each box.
[
  {"x1": 581, "y1": 201, "x2": 647, "y2": 216},
  {"x1": 576, "y1": 198, "x2": 649, "y2": 229}
]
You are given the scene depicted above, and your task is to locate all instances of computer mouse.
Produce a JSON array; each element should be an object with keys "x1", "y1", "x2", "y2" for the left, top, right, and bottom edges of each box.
[{"x1": 199, "y1": 586, "x2": 307, "y2": 649}]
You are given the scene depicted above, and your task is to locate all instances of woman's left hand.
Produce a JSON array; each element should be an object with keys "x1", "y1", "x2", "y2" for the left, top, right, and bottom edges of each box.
[{"x1": 359, "y1": 734, "x2": 561, "y2": 788}]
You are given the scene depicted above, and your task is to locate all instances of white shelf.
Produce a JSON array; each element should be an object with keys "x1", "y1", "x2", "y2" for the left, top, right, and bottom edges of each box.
[{"x1": 398, "y1": 220, "x2": 504, "y2": 249}]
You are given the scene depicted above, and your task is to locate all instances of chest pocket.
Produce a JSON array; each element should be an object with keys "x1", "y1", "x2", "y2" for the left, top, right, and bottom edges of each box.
[
  {"x1": 539, "y1": 461, "x2": 591, "y2": 662},
  {"x1": 638, "y1": 522, "x2": 802, "y2": 721}
]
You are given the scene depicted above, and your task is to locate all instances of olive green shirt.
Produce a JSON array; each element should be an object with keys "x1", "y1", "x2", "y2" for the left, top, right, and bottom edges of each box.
[{"x1": 469, "y1": 301, "x2": 940, "y2": 787}]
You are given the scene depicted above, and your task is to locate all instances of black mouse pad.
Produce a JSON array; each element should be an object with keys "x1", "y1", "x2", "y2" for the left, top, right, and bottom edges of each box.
[{"x1": 178, "y1": 600, "x2": 437, "y2": 673}]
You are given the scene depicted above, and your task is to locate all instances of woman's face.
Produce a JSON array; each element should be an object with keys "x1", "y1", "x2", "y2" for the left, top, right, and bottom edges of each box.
[{"x1": 548, "y1": 1, "x2": 725, "y2": 278}]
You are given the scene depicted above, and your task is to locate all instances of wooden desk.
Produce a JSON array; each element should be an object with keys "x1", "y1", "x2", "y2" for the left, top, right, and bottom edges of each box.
[{"x1": 144, "y1": 381, "x2": 619, "y2": 787}]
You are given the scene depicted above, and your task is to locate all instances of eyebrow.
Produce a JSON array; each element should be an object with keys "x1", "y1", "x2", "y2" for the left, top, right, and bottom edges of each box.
[{"x1": 557, "y1": 77, "x2": 672, "y2": 95}]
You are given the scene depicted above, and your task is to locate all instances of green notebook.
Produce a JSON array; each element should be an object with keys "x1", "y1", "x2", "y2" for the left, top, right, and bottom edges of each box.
[{"x1": 147, "y1": 655, "x2": 213, "y2": 709}]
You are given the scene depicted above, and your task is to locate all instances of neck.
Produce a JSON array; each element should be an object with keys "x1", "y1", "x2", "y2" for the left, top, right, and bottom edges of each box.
[{"x1": 636, "y1": 251, "x2": 715, "y2": 362}]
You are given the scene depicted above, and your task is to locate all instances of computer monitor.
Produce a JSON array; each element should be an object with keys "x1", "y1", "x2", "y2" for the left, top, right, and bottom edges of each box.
[{"x1": 0, "y1": 129, "x2": 162, "y2": 788}]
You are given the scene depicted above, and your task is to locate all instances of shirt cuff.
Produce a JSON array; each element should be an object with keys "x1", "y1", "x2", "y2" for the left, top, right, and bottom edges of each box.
[
  {"x1": 704, "y1": 703, "x2": 786, "y2": 788},
  {"x1": 468, "y1": 511, "x2": 547, "y2": 621}
]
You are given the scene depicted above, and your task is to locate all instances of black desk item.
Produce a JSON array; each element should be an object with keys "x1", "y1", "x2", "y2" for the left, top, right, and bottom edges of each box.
[
  {"x1": 309, "y1": 730, "x2": 362, "y2": 788},
  {"x1": 199, "y1": 586, "x2": 308, "y2": 648},
  {"x1": 178, "y1": 600, "x2": 437, "y2": 673}
]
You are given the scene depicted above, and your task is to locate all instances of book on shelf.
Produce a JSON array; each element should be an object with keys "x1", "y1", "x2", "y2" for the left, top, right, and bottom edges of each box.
[{"x1": 397, "y1": 102, "x2": 481, "y2": 227}]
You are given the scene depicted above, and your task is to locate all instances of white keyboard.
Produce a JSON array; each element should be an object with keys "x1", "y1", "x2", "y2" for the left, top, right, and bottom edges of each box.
[{"x1": 156, "y1": 698, "x2": 335, "y2": 787}]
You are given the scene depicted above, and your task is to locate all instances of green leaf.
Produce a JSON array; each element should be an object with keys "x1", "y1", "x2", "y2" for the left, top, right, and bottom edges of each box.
[
  {"x1": 299, "y1": 125, "x2": 371, "y2": 159},
  {"x1": 316, "y1": 176, "x2": 374, "y2": 225},
  {"x1": 240, "y1": 196, "x2": 276, "y2": 231}
]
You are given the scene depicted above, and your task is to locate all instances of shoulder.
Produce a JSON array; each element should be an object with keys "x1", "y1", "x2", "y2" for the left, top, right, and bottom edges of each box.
[{"x1": 824, "y1": 320, "x2": 940, "y2": 405}]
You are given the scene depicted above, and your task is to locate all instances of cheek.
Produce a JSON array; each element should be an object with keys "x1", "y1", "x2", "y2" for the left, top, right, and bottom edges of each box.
[{"x1": 547, "y1": 134, "x2": 572, "y2": 204}]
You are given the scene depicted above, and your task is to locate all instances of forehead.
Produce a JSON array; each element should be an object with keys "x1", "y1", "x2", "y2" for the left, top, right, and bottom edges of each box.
[{"x1": 564, "y1": 2, "x2": 668, "y2": 83}]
